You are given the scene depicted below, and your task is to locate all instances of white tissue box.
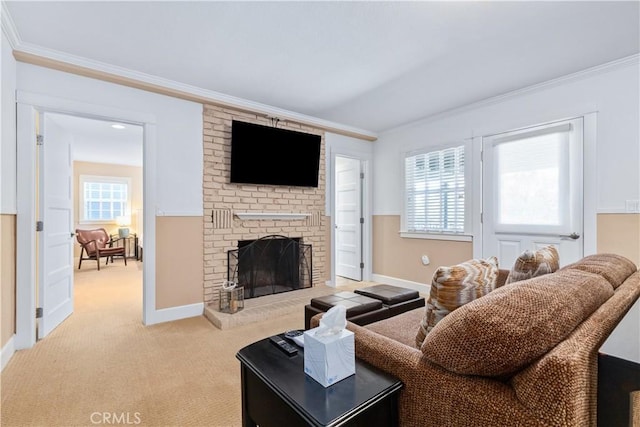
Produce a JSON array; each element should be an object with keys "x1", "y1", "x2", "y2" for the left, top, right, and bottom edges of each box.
[{"x1": 303, "y1": 327, "x2": 355, "y2": 387}]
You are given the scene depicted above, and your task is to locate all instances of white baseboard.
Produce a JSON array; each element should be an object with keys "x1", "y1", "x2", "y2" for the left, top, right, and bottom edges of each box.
[
  {"x1": 145, "y1": 302, "x2": 204, "y2": 325},
  {"x1": 1, "y1": 335, "x2": 16, "y2": 371},
  {"x1": 371, "y1": 274, "x2": 431, "y2": 295},
  {"x1": 325, "y1": 280, "x2": 337, "y2": 288}
]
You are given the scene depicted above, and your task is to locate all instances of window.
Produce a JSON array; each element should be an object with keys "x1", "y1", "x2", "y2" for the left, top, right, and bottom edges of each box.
[
  {"x1": 79, "y1": 175, "x2": 131, "y2": 223},
  {"x1": 404, "y1": 145, "x2": 466, "y2": 235},
  {"x1": 489, "y1": 121, "x2": 576, "y2": 235}
]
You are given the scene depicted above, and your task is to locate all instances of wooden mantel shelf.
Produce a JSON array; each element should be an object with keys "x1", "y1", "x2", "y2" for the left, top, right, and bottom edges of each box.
[{"x1": 234, "y1": 212, "x2": 310, "y2": 221}]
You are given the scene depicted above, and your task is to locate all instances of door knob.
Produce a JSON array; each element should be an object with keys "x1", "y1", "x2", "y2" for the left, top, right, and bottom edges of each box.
[{"x1": 559, "y1": 232, "x2": 580, "y2": 240}]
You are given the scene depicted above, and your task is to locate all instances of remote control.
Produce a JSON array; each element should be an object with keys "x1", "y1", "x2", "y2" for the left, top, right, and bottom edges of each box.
[
  {"x1": 284, "y1": 330, "x2": 305, "y2": 347},
  {"x1": 284, "y1": 330, "x2": 303, "y2": 339},
  {"x1": 269, "y1": 335, "x2": 298, "y2": 356}
]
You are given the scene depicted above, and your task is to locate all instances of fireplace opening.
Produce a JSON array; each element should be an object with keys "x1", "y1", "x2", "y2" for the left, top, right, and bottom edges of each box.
[{"x1": 227, "y1": 235, "x2": 312, "y2": 299}]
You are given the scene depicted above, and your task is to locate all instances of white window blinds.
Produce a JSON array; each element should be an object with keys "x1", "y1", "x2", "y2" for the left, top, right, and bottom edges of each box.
[{"x1": 405, "y1": 145, "x2": 465, "y2": 233}]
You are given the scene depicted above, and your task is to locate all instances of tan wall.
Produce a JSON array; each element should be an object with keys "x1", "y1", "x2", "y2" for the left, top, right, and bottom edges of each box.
[
  {"x1": 597, "y1": 213, "x2": 640, "y2": 267},
  {"x1": 373, "y1": 215, "x2": 473, "y2": 284},
  {"x1": 73, "y1": 161, "x2": 143, "y2": 257},
  {"x1": 203, "y1": 105, "x2": 327, "y2": 304},
  {"x1": 372, "y1": 214, "x2": 640, "y2": 285},
  {"x1": 156, "y1": 216, "x2": 204, "y2": 309},
  {"x1": 1, "y1": 214, "x2": 16, "y2": 347}
]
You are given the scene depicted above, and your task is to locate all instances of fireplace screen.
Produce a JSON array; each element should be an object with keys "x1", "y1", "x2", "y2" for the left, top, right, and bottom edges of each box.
[{"x1": 227, "y1": 235, "x2": 312, "y2": 299}]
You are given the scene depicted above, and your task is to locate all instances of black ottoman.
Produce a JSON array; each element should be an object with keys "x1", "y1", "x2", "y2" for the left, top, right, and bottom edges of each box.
[
  {"x1": 304, "y1": 291, "x2": 388, "y2": 329},
  {"x1": 355, "y1": 284, "x2": 425, "y2": 317}
]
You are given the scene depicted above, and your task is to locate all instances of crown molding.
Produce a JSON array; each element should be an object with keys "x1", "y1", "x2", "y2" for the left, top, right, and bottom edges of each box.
[
  {"x1": 9, "y1": 41, "x2": 378, "y2": 141},
  {"x1": 1, "y1": 1, "x2": 19, "y2": 48},
  {"x1": 384, "y1": 53, "x2": 640, "y2": 136}
]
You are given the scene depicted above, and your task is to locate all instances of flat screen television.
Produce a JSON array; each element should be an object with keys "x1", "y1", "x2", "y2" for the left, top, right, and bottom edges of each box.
[{"x1": 230, "y1": 120, "x2": 321, "y2": 187}]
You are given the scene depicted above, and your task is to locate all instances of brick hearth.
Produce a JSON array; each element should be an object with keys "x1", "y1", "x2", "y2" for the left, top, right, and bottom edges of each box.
[{"x1": 205, "y1": 281, "x2": 366, "y2": 330}]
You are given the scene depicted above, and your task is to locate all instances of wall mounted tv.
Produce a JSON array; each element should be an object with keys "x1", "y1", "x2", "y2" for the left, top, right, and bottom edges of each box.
[{"x1": 230, "y1": 120, "x2": 322, "y2": 187}]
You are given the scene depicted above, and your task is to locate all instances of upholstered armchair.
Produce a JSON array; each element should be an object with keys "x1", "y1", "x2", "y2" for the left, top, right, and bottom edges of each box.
[{"x1": 75, "y1": 228, "x2": 127, "y2": 270}]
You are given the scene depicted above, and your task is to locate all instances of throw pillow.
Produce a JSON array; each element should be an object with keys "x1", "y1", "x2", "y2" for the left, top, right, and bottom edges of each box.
[
  {"x1": 421, "y1": 269, "x2": 613, "y2": 377},
  {"x1": 415, "y1": 256, "x2": 499, "y2": 348},
  {"x1": 505, "y1": 245, "x2": 559, "y2": 285}
]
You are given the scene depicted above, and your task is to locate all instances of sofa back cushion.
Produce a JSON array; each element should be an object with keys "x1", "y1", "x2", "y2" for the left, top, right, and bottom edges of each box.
[
  {"x1": 506, "y1": 245, "x2": 559, "y2": 284},
  {"x1": 561, "y1": 253, "x2": 637, "y2": 289},
  {"x1": 415, "y1": 257, "x2": 499, "y2": 348},
  {"x1": 421, "y1": 269, "x2": 614, "y2": 377}
]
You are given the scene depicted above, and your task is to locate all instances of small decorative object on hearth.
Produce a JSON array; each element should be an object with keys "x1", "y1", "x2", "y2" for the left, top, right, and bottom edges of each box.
[
  {"x1": 219, "y1": 281, "x2": 244, "y2": 314},
  {"x1": 222, "y1": 280, "x2": 236, "y2": 290}
]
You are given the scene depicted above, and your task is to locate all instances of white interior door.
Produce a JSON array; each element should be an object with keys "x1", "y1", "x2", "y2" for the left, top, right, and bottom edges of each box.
[
  {"x1": 37, "y1": 113, "x2": 74, "y2": 339},
  {"x1": 482, "y1": 118, "x2": 584, "y2": 270},
  {"x1": 335, "y1": 156, "x2": 362, "y2": 281}
]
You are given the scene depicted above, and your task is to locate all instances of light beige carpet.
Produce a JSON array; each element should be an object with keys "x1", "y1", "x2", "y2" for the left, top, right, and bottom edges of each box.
[{"x1": 0, "y1": 262, "x2": 362, "y2": 427}]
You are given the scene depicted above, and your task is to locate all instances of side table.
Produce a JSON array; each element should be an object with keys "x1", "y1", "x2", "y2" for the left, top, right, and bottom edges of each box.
[
  {"x1": 110, "y1": 233, "x2": 138, "y2": 260},
  {"x1": 236, "y1": 334, "x2": 403, "y2": 427}
]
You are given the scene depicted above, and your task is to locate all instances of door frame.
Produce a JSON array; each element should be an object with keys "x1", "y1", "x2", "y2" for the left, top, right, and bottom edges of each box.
[
  {"x1": 15, "y1": 91, "x2": 157, "y2": 349},
  {"x1": 328, "y1": 147, "x2": 372, "y2": 286},
  {"x1": 473, "y1": 111, "x2": 598, "y2": 261}
]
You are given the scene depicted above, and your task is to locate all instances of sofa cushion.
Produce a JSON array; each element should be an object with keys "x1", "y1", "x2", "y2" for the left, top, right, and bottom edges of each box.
[
  {"x1": 421, "y1": 269, "x2": 614, "y2": 377},
  {"x1": 506, "y1": 245, "x2": 559, "y2": 284},
  {"x1": 366, "y1": 307, "x2": 425, "y2": 348},
  {"x1": 415, "y1": 257, "x2": 499, "y2": 348},
  {"x1": 561, "y1": 253, "x2": 637, "y2": 289}
]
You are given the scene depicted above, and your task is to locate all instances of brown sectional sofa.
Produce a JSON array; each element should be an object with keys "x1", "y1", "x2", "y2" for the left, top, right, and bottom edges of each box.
[{"x1": 311, "y1": 254, "x2": 640, "y2": 426}]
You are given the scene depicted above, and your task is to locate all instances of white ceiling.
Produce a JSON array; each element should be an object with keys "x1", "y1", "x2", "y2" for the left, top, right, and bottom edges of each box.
[
  {"x1": 5, "y1": 1, "x2": 640, "y2": 135},
  {"x1": 46, "y1": 113, "x2": 143, "y2": 167}
]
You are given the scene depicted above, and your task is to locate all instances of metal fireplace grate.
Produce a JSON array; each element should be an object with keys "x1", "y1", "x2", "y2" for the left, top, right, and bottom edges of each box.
[{"x1": 227, "y1": 235, "x2": 312, "y2": 299}]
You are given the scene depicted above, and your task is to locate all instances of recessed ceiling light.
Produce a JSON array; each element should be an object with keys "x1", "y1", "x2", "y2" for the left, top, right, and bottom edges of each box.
[{"x1": 111, "y1": 124, "x2": 126, "y2": 130}]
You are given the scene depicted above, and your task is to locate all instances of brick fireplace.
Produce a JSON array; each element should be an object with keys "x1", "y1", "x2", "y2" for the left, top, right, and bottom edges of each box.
[{"x1": 202, "y1": 104, "x2": 327, "y2": 305}]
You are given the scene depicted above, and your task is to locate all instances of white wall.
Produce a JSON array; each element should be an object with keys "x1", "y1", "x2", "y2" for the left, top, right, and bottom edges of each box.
[
  {"x1": 601, "y1": 299, "x2": 640, "y2": 363},
  {"x1": 324, "y1": 132, "x2": 374, "y2": 214},
  {"x1": 373, "y1": 60, "x2": 640, "y2": 215},
  {"x1": 1, "y1": 30, "x2": 17, "y2": 214},
  {"x1": 325, "y1": 132, "x2": 374, "y2": 154},
  {"x1": 15, "y1": 63, "x2": 203, "y2": 215}
]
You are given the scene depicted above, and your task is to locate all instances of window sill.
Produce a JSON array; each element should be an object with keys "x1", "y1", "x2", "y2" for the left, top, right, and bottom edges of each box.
[
  {"x1": 399, "y1": 232, "x2": 472, "y2": 242},
  {"x1": 78, "y1": 220, "x2": 117, "y2": 226}
]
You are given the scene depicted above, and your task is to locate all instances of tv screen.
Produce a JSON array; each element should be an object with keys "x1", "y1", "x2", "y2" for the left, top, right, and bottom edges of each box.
[{"x1": 230, "y1": 120, "x2": 321, "y2": 187}]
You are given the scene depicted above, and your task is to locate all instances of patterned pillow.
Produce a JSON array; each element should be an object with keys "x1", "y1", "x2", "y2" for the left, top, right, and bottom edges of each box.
[
  {"x1": 505, "y1": 245, "x2": 559, "y2": 285},
  {"x1": 415, "y1": 257, "x2": 499, "y2": 348}
]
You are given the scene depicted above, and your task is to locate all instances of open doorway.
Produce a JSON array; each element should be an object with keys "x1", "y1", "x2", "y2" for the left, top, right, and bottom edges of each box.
[
  {"x1": 37, "y1": 112, "x2": 144, "y2": 339},
  {"x1": 15, "y1": 94, "x2": 160, "y2": 350}
]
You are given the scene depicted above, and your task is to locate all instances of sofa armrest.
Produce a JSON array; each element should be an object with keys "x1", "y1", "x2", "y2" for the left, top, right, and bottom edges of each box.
[{"x1": 511, "y1": 272, "x2": 640, "y2": 427}]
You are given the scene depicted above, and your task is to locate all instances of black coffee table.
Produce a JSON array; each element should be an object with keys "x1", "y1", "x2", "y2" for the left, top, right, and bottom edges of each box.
[{"x1": 236, "y1": 334, "x2": 403, "y2": 427}]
